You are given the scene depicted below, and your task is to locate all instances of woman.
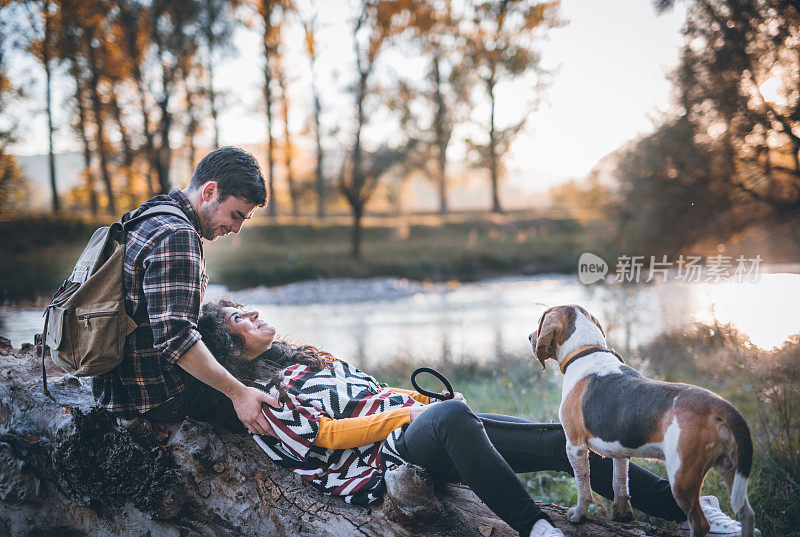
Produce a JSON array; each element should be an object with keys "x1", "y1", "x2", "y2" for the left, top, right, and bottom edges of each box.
[{"x1": 196, "y1": 298, "x2": 748, "y2": 537}]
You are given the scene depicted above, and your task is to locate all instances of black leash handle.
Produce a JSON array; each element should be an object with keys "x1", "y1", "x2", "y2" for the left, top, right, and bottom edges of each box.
[{"x1": 411, "y1": 367, "x2": 454, "y2": 401}]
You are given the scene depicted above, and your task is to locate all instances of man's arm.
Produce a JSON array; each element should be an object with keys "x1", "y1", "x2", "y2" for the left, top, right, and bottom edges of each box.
[
  {"x1": 142, "y1": 226, "x2": 278, "y2": 435},
  {"x1": 176, "y1": 339, "x2": 279, "y2": 436}
]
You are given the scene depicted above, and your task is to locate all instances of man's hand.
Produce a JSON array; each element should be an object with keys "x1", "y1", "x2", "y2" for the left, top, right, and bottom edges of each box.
[{"x1": 230, "y1": 385, "x2": 280, "y2": 436}]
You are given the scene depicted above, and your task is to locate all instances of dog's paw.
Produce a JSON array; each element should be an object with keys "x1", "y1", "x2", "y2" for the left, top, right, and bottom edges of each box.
[
  {"x1": 567, "y1": 506, "x2": 587, "y2": 524},
  {"x1": 611, "y1": 503, "x2": 635, "y2": 523}
]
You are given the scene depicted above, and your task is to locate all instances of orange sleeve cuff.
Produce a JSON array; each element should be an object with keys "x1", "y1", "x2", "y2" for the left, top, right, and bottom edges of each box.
[
  {"x1": 313, "y1": 407, "x2": 413, "y2": 450},
  {"x1": 388, "y1": 387, "x2": 431, "y2": 404}
]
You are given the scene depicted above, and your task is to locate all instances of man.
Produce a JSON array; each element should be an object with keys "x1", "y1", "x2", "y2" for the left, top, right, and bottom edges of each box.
[{"x1": 93, "y1": 147, "x2": 277, "y2": 435}]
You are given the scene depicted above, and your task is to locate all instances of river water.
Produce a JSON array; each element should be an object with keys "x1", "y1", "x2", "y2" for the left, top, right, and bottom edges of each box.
[{"x1": 2, "y1": 267, "x2": 798, "y2": 369}]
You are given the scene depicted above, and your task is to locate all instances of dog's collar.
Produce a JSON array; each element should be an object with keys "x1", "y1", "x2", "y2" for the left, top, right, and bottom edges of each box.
[{"x1": 559, "y1": 345, "x2": 624, "y2": 374}]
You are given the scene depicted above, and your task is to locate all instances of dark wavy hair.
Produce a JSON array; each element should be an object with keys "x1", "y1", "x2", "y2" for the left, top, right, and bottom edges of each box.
[
  {"x1": 197, "y1": 297, "x2": 335, "y2": 386},
  {"x1": 188, "y1": 147, "x2": 268, "y2": 206}
]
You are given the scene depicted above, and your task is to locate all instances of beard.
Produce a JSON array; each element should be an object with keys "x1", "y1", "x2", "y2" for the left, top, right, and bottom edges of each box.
[{"x1": 198, "y1": 198, "x2": 222, "y2": 240}]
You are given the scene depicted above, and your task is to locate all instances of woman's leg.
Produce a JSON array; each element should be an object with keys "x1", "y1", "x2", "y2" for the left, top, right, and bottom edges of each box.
[
  {"x1": 478, "y1": 414, "x2": 686, "y2": 522},
  {"x1": 395, "y1": 400, "x2": 550, "y2": 536}
]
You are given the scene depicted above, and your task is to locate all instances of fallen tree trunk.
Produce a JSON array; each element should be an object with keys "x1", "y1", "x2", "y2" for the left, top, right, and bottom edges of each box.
[{"x1": 0, "y1": 338, "x2": 680, "y2": 537}]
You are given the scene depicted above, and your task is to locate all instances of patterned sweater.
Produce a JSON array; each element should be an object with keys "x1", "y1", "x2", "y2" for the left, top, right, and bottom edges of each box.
[{"x1": 253, "y1": 360, "x2": 428, "y2": 505}]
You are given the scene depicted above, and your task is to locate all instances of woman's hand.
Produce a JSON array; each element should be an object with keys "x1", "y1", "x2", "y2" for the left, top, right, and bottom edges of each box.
[
  {"x1": 409, "y1": 404, "x2": 433, "y2": 421},
  {"x1": 441, "y1": 391, "x2": 468, "y2": 406},
  {"x1": 410, "y1": 391, "x2": 468, "y2": 421}
]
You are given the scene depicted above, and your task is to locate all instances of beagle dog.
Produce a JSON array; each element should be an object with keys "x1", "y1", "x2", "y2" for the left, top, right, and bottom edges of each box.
[{"x1": 529, "y1": 305, "x2": 755, "y2": 537}]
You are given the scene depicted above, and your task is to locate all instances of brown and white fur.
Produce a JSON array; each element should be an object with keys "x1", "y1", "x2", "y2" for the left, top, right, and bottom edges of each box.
[{"x1": 529, "y1": 305, "x2": 755, "y2": 537}]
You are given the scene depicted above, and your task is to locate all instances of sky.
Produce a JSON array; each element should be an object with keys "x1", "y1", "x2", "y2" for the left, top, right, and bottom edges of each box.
[{"x1": 7, "y1": 0, "x2": 688, "y2": 182}]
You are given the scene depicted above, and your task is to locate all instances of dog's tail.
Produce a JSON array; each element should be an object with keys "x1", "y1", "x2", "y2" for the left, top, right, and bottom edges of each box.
[{"x1": 711, "y1": 400, "x2": 755, "y2": 536}]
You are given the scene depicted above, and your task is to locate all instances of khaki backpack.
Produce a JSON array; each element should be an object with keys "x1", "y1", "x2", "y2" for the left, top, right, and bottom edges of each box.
[{"x1": 38, "y1": 205, "x2": 191, "y2": 398}]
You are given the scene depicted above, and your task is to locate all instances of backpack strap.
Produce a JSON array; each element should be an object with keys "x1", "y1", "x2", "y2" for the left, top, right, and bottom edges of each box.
[
  {"x1": 122, "y1": 204, "x2": 193, "y2": 230},
  {"x1": 37, "y1": 311, "x2": 56, "y2": 402},
  {"x1": 39, "y1": 204, "x2": 193, "y2": 402}
]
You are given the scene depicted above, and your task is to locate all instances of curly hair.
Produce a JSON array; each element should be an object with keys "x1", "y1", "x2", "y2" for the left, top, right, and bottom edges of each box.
[{"x1": 197, "y1": 297, "x2": 335, "y2": 386}]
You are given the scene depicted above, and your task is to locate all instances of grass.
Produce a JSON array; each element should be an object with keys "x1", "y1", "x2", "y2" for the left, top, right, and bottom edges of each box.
[
  {"x1": 368, "y1": 322, "x2": 800, "y2": 537},
  {"x1": 0, "y1": 211, "x2": 586, "y2": 303}
]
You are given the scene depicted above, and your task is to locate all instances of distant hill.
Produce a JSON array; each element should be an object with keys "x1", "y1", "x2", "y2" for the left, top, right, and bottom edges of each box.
[{"x1": 17, "y1": 152, "x2": 84, "y2": 210}]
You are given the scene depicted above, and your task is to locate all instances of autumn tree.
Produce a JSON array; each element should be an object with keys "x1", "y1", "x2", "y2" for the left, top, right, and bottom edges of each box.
[
  {"x1": 393, "y1": 0, "x2": 468, "y2": 215},
  {"x1": 15, "y1": 0, "x2": 61, "y2": 212},
  {"x1": 276, "y1": 53, "x2": 301, "y2": 216},
  {"x1": 252, "y1": 0, "x2": 292, "y2": 217},
  {"x1": 459, "y1": 0, "x2": 561, "y2": 213},
  {"x1": 198, "y1": 0, "x2": 241, "y2": 149},
  {"x1": 55, "y1": 0, "x2": 98, "y2": 213},
  {"x1": 340, "y1": 0, "x2": 410, "y2": 257},
  {"x1": 655, "y1": 0, "x2": 800, "y2": 223},
  {"x1": 116, "y1": 0, "x2": 158, "y2": 196},
  {"x1": 611, "y1": 115, "x2": 739, "y2": 255},
  {"x1": 298, "y1": 1, "x2": 326, "y2": 218},
  {"x1": 0, "y1": 7, "x2": 28, "y2": 214},
  {"x1": 150, "y1": 0, "x2": 201, "y2": 193}
]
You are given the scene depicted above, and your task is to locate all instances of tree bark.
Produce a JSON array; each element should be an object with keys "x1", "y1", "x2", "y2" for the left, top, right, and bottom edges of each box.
[
  {"x1": 310, "y1": 45, "x2": 324, "y2": 219},
  {"x1": 352, "y1": 204, "x2": 363, "y2": 258},
  {"x1": 110, "y1": 89, "x2": 137, "y2": 200},
  {"x1": 71, "y1": 58, "x2": 98, "y2": 215},
  {"x1": 278, "y1": 66, "x2": 299, "y2": 217},
  {"x1": 134, "y1": 74, "x2": 158, "y2": 197},
  {"x1": 0, "y1": 339, "x2": 681, "y2": 537},
  {"x1": 432, "y1": 53, "x2": 448, "y2": 215},
  {"x1": 262, "y1": 1, "x2": 277, "y2": 218},
  {"x1": 42, "y1": 0, "x2": 59, "y2": 213},
  {"x1": 488, "y1": 82, "x2": 501, "y2": 214},
  {"x1": 208, "y1": 53, "x2": 220, "y2": 149},
  {"x1": 86, "y1": 42, "x2": 117, "y2": 214},
  {"x1": 155, "y1": 52, "x2": 173, "y2": 194}
]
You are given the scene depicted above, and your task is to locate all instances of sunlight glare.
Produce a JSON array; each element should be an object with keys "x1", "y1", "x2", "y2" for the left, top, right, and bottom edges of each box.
[
  {"x1": 693, "y1": 273, "x2": 799, "y2": 349},
  {"x1": 759, "y1": 77, "x2": 786, "y2": 105}
]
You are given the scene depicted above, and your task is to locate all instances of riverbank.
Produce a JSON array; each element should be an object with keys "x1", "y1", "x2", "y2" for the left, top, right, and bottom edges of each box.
[
  {"x1": 370, "y1": 322, "x2": 800, "y2": 537},
  {"x1": 0, "y1": 211, "x2": 586, "y2": 304}
]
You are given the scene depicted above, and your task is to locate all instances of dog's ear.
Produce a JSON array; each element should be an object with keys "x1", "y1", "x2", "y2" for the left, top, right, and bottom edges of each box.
[
  {"x1": 534, "y1": 308, "x2": 567, "y2": 371},
  {"x1": 586, "y1": 310, "x2": 606, "y2": 338}
]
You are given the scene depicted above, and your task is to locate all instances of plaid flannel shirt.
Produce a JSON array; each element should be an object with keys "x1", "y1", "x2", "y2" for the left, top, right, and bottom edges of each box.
[{"x1": 92, "y1": 189, "x2": 208, "y2": 418}]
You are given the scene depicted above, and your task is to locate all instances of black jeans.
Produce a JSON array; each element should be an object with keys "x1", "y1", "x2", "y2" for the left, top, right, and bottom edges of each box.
[
  {"x1": 395, "y1": 400, "x2": 686, "y2": 536},
  {"x1": 142, "y1": 369, "x2": 246, "y2": 434}
]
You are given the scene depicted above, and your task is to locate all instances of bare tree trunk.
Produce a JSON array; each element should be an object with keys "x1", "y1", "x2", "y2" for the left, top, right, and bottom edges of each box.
[
  {"x1": 352, "y1": 204, "x2": 363, "y2": 257},
  {"x1": 278, "y1": 68, "x2": 299, "y2": 217},
  {"x1": 303, "y1": 18, "x2": 325, "y2": 219},
  {"x1": 110, "y1": 90, "x2": 136, "y2": 201},
  {"x1": 488, "y1": 82, "x2": 502, "y2": 214},
  {"x1": 208, "y1": 54, "x2": 220, "y2": 149},
  {"x1": 0, "y1": 340, "x2": 681, "y2": 537},
  {"x1": 262, "y1": 2, "x2": 277, "y2": 218},
  {"x1": 185, "y1": 83, "x2": 199, "y2": 170},
  {"x1": 432, "y1": 53, "x2": 448, "y2": 215},
  {"x1": 313, "y1": 84, "x2": 324, "y2": 219},
  {"x1": 42, "y1": 0, "x2": 59, "y2": 213},
  {"x1": 155, "y1": 55, "x2": 173, "y2": 194},
  {"x1": 71, "y1": 60, "x2": 98, "y2": 215},
  {"x1": 86, "y1": 43, "x2": 117, "y2": 214},
  {"x1": 134, "y1": 73, "x2": 157, "y2": 197}
]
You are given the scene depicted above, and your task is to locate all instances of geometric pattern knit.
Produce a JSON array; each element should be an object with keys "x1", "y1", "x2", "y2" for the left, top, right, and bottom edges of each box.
[{"x1": 253, "y1": 360, "x2": 423, "y2": 505}]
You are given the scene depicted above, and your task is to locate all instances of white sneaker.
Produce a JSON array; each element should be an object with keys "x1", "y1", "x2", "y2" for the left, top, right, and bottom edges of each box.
[
  {"x1": 678, "y1": 496, "x2": 761, "y2": 536},
  {"x1": 529, "y1": 518, "x2": 565, "y2": 537}
]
